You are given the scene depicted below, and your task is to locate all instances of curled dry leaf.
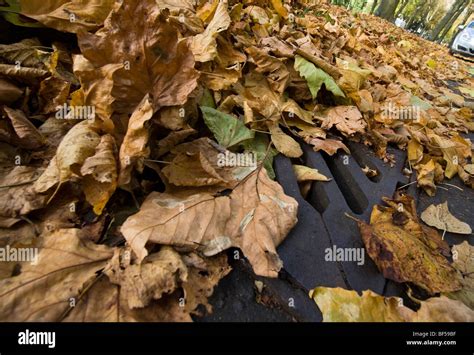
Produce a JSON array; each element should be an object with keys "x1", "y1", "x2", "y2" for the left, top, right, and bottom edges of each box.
[
  {"x1": 105, "y1": 247, "x2": 188, "y2": 309},
  {"x1": 358, "y1": 195, "x2": 462, "y2": 294},
  {"x1": 310, "y1": 287, "x2": 474, "y2": 322},
  {"x1": 121, "y1": 169, "x2": 298, "y2": 277},
  {"x1": 0, "y1": 78, "x2": 23, "y2": 105},
  {"x1": 421, "y1": 202, "x2": 472, "y2": 235},
  {"x1": 191, "y1": 0, "x2": 231, "y2": 63},
  {"x1": 246, "y1": 46, "x2": 290, "y2": 94},
  {"x1": 34, "y1": 120, "x2": 101, "y2": 193},
  {"x1": 73, "y1": 55, "x2": 121, "y2": 131},
  {"x1": 118, "y1": 95, "x2": 154, "y2": 188},
  {"x1": 80, "y1": 134, "x2": 118, "y2": 215},
  {"x1": 293, "y1": 164, "x2": 331, "y2": 182}
]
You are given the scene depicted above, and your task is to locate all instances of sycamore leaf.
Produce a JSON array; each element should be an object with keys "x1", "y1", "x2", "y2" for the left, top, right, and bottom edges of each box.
[
  {"x1": 20, "y1": 0, "x2": 115, "y2": 33},
  {"x1": 359, "y1": 195, "x2": 462, "y2": 294},
  {"x1": 319, "y1": 106, "x2": 366, "y2": 137},
  {"x1": 310, "y1": 287, "x2": 474, "y2": 322},
  {"x1": 421, "y1": 202, "x2": 472, "y2": 235},
  {"x1": 246, "y1": 46, "x2": 290, "y2": 94},
  {"x1": 0, "y1": 229, "x2": 114, "y2": 321},
  {"x1": 121, "y1": 169, "x2": 298, "y2": 277},
  {"x1": 293, "y1": 165, "x2": 330, "y2": 182},
  {"x1": 304, "y1": 137, "x2": 350, "y2": 156},
  {"x1": 77, "y1": 0, "x2": 199, "y2": 114},
  {"x1": 162, "y1": 138, "x2": 256, "y2": 187},
  {"x1": 294, "y1": 55, "x2": 345, "y2": 99},
  {"x1": 201, "y1": 106, "x2": 254, "y2": 148}
]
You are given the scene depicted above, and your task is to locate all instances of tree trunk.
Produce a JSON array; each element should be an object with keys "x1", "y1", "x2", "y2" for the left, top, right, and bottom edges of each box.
[
  {"x1": 395, "y1": 0, "x2": 409, "y2": 19},
  {"x1": 460, "y1": 1, "x2": 473, "y2": 25},
  {"x1": 370, "y1": 0, "x2": 379, "y2": 14},
  {"x1": 438, "y1": 2, "x2": 468, "y2": 42},
  {"x1": 430, "y1": 0, "x2": 468, "y2": 41},
  {"x1": 375, "y1": 0, "x2": 400, "y2": 22}
]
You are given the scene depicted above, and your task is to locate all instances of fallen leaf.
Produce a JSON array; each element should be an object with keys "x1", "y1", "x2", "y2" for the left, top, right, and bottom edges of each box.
[
  {"x1": 0, "y1": 166, "x2": 47, "y2": 218},
  {"x1": 20, "y1": 0, "x2": 115, "y2": 33},
  {"x1": 34, "y1": 120, "x2": 101, "y2": 194},
  {"x1": 294, "y1": 55, "x2": 345, "y2": 99},
  {"x1": 444, "y1": 242, "x2": 474, "y2": 309},
  {"x1": 191, "y1": 0, "x2": 231, "y2": 63},
  {"x1": 319, "y1": 106, "x2": 366, "y2": 137},
  {"x1": 268, "y1": 123, "x2": 303, "y2": 158},
  {"x1": 3, "y1": 107, "x2": 45, "y2": 149},
  {"x1": 121, "y1": 168, "x2": 298, "y2": 277},
  {"x1": 77, "y1": 0, "x2": 199, "y2": 113},
  {"x1": 358, "y1": 195, "x2": 462, "y2": 294},
  {"x1": 118, "y1": 95, "x2": 154, "y2": 188},
  {"x1": 310, "y1": 287, "x2": 474, "y2": 322},
  {"x1": 304, "y1": 137, "x2": 350, "y2": 156},
  {"x1": 293, "y1": 165, "x2": 330, "y2": 182},
  {"x1": 0, "y1": 229, "x2": 113, "y2": 321},
  {"x1": 0, "y1": 78, "x2": 23, "y2": 105},
  {"x1": 80, "y1": 134, "x2": 118, "y2": 215},
  {"x1": 201, "y1": 106, "x2": 254, "y2": 148},
  {"x1": 421, "y1": 202, "x2": 472, "y2": 235}
]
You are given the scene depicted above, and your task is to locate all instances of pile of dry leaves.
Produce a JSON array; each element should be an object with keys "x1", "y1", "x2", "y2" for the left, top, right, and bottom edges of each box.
[{"x1": 0, "y1": 0, "x2": 473, "y2": 321}]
